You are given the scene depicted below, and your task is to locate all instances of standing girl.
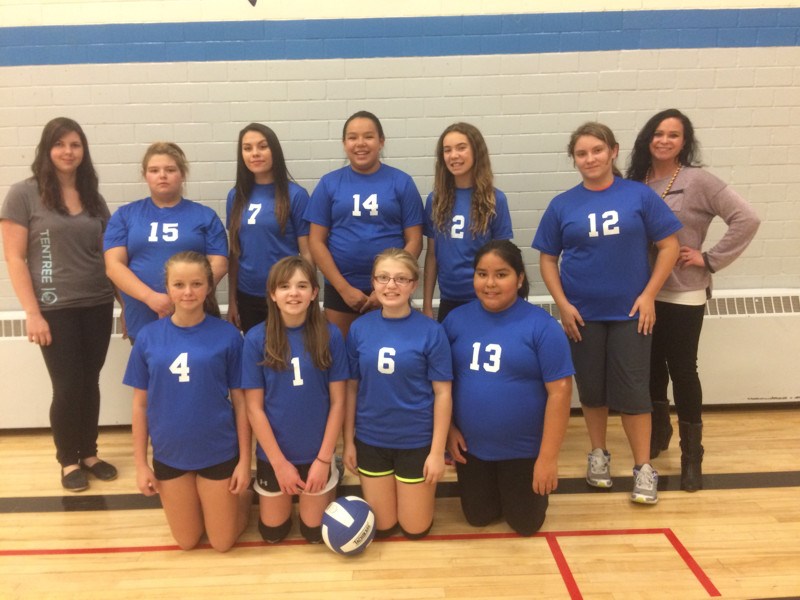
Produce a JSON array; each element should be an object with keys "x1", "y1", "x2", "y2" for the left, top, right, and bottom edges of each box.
[
  {"x1": 344, "y1": 248, "x2": 452, "y2": 539},
  {"x1": 533, "y1": 122, "x2": 681, "y2": 505},
  {"x1": 126, "y1": 251, "x2": 251, "y2": 552},
  {"x1": 305, "y1": 111, "x2": 424, "y2": 337},
  {"x1": 444, "y1": 241, "x2": 573, "y2": 535},
  {"x1": 423, "y1": 122, "x2": 513, "y2": 322},
  {"x1": 242, "y1": 256, "x2": 348, "y2": 544},
  {"x1": 628, "y1": 109, "x2": 760, "y2": 491},
  {"x1": 104, "y1": 142, "x2": 228, "y2": 342},
  {"x1": 2, "y1": 117, "x2": 117, "y2": 492},
  {"x1": 227, "y1": 124, "x2": 312, "y2": 333}
]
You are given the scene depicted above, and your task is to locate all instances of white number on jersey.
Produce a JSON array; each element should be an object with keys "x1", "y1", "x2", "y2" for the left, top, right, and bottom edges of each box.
[
  {"x1": 290, "y1": 356, "x2": 304, "y2": 387},
  {"x1": 377, "y1": 347, "x2": 396, "y2": 374},
  {"x1": 587, "y1": 211, "x2": 620, "y2": 238},
  {"x1": 247, "y1": 203, "x2": 262, "y2": 225},
  {"x1": 451, "y1": 215, "x2": 465, "y2": 239},
  {"x1": 469, "y1": 342, "x2": 502, "y2": 373},
  {"x1": 169, "y1": 352, "x2": 191, "y2": 382},
  {"x1": 352, "y1": 193, "x2": 379, "y2": 217},
  {"x1": 147, "y1": 222, "x2": 180, "y2": 242}
]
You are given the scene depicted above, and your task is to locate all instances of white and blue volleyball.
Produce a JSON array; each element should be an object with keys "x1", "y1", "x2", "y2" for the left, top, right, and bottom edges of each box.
[{"x1": 321, "y1": 496, "x2": 376, "y2": 556}]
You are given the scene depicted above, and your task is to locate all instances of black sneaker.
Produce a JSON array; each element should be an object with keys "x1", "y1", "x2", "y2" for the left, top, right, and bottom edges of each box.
[
  {"x1": 61, "y1": 468, "x2": 89, "y2": 492},
  {"x1": 81, "y1": 460, "x2": 118, "y2": 481}
]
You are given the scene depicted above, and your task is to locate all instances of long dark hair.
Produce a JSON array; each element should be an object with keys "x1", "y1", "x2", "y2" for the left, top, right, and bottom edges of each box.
[
  {"x1": 164, "y1": 251, "x2": 221, "y2": 318},
  {"x1": 473, "y1": 240, "x2": 529, "y2": 300},
  {"x1": 31, "y1": 117, "x2": 103, "y2": 217},
  {"x1": 262, "y1": 256, "x2": 331, "y2": 371},
  {"x1": 431, "y1": 122, "x2": 496, "y2": 236},
  {"x1": 229, "y1": 123, "x2": 293, "y2": 259},
  {"x1": 626, "y1": 108, "x2": 702, "y2": 181}
]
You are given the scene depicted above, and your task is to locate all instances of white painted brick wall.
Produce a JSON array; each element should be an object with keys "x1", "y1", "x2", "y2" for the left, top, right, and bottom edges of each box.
[{"x1": 1, "y1": 34, "x2": 798, "y2": 309}]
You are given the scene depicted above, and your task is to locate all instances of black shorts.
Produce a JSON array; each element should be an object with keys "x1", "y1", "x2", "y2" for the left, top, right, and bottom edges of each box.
[
  {"x1": 254, "y1": 458, "x2": 338, "y2": 496},
  {"x1": 323, "y1": 282, "x2": 373, "y2": 314},
  {"x1": 437, "y1": 299, "x2": 469, "y2": 323},
  {"x1": 236, "y1": 289, "x2": 268, "y2": 334},
  {"x1": 355, "y1": 438, "x2": 429, "y2": 483},
  {"x1": 153, "y1": 455, "x2": 238, "y2": 481}
]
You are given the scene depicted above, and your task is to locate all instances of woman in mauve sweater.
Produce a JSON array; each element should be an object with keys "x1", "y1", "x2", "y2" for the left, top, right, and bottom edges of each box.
[{"x1": 627, "y1": 109, "x2": 760, "y2": 492}]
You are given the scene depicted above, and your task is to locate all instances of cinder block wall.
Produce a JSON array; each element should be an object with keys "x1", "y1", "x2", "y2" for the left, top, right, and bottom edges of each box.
[{"x1": 1, "y1": 4, "x2": 799, "y2": 311}]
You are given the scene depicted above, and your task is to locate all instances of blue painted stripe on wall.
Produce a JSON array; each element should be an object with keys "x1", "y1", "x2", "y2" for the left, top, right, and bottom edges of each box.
[{"x1": 1, "y1": 9, "x2": 799, "y2": 67}]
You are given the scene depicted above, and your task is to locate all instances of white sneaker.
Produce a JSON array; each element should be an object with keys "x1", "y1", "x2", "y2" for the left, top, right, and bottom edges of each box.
[
  {"x1": 631, "y1": 463, "x2": 659, "y2": 504},
  {"x1": 586, "y1": 448, "x2": 612, "y2": 488}
]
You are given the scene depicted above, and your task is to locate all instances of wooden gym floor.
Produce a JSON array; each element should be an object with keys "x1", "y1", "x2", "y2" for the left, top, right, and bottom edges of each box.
[{"x1": 1, "y1": 407, "x2": 799, "y2": 600}]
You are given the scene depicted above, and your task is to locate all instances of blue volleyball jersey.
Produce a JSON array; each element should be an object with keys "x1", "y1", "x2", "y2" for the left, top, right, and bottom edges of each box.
[
  {"x1": 225, "y1": 181, "x2": 310, "y2": 297},
  {"x1": 423, "y1": 187, "x2": 513, "y2": 301},
  {"x1": 305, "y1": 164, "x2": 424, "y2": 289},
  {"x1": 443, "y1": 298, "x2": 574, "y2": 461},
  {"x1": 532, "y1": 177, "x2": 681, "y2": 321},
  {"x1": 241, "y1": 322, "x2": 350, "y2": 464},
  {"x1": 104, "y1": 197, "x2": 228, "y2": 338},
  {"x1": 123, "y1": 315, "x2": 243, "y2": 471},
  {"x1": 346, "y1": 309, "x2": 452, "y2": 449}
]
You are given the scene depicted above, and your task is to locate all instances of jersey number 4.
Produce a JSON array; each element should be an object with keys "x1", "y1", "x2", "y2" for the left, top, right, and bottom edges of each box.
[
  {"x1": 169, "y1": 352, "x2": 191, "y2": 382},
  {"x1": 587, "y1": 211, "x2": 620, "y2": 238},
  {"x1": 352, "y1": 193, "x2": 379, "y2": 217}
]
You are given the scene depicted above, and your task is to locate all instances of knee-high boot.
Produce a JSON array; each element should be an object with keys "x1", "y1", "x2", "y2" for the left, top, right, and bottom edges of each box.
[
  {"x1": 650, "y1": 400, "x2": 673, "y2": 459},
  {"x1": 679, "y1": 421, "x2": 704, "y2": 492}
]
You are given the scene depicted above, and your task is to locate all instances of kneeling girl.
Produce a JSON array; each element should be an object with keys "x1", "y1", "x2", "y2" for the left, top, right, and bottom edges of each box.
[
  {"x1": 243, "y1": 256, "x2": 348, "y2": 544},
  {"x1": 344, "y1": 248, "x2": 452, "y2": 540},
  {"x1": 127, "y1": 251, "x2": 251, "y2": 552}
]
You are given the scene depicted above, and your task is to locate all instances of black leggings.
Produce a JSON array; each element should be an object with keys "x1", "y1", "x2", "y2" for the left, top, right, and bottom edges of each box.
[
  {"x1": 455, "y1": 452, "x2": 548, "y2": 537},
  {"x1": 650, "y1": 301, "x2": 705, "y2": 424},
  {"x1": 236, "y1": 289, "x2": 268, "y2": 333},
  {"x1": 39, "y1": 303, "x2": 113, "y2": 467}
]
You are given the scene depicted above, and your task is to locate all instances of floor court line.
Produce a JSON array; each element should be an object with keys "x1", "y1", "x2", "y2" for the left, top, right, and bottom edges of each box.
[{"x1": 0, "y1": 527, "x2": 720, "y2": 599}]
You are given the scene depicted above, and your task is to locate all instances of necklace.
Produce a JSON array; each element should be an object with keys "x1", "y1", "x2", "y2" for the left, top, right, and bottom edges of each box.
[{"x1": 646, "y1": 164, "x2": 682, "y2": 199}]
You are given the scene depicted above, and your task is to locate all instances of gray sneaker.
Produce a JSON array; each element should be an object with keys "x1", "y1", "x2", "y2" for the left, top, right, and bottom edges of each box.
[
  {"x1": 586, "y1": 448, "x2": 612, "y2": 488},
  {"x1": 631, "y1": 463, "x2": 659, "y2": 504}
]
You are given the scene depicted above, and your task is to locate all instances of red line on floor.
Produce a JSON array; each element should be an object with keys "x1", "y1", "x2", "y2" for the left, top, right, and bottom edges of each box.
[
  {"x1": 545, "y1": 533, "x2": 583, "y2": 600},
  {"x1": 663, "y1": 528, "x2": 722, "y2": 597}
]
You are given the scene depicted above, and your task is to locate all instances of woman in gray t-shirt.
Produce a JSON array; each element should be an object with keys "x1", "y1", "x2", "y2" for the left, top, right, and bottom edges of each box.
[{"x1": 1, "y1": 117, "x2": 117, "y2": 493}]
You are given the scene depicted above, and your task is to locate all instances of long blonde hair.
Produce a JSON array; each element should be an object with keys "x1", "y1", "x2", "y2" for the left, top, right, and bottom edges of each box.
[
  {"x1": 262, "y1": 256, "x2": 331, "y2": 371},
  {"x1": 431, "y1": 122, "x2": 496, "y2": 236}
]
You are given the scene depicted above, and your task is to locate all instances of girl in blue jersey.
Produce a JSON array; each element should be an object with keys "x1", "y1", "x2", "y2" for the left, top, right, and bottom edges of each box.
[
  {"x1": 344, "y1": 248, "x2": 452, "y2": 540},
  {"x1": 532, "y1": 122, "x2": 681, "y2": 505},
  {"x1": 104, "y1": 142, "x2": 228, "y2": 341},
  {"x1": 443, "y1": 241, "x2": 573, "y2": 536},
  {"x1": 423, "y1": 123, "x2": 513, "y2": 323},
  {"x1": 242, "y1": 256, "x2": 348, "y2": 544},
  {"x1": 126, "y1": 251, "x2": 251, "y2": 552},
  {"x1": 305, "y1": 111, "x2": 424, "y2": 338},
  {"x1": 227, "y1": 124, "x2": 312, "y2": 333}
]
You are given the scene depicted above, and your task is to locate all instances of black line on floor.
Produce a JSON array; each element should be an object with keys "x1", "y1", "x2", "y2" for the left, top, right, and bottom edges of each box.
[{"x1": 1, "y1": 471, "x2": 797, "y2": 514}]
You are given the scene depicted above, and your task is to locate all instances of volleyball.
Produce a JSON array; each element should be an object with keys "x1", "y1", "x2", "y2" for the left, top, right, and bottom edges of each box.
[{"x1": 321, "y1": 496, "x2": 376, "y2": 556}]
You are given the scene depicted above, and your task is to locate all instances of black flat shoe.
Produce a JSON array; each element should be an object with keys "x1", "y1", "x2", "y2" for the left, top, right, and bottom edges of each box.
[
  {"x1": 81, "y1": 460, "x2": 118, "y2": 481},
  {"x1": 61, "y1": 468, "x2": 89, "y2": 492}
]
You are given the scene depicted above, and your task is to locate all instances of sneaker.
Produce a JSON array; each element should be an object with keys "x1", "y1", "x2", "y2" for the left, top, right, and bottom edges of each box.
[
  {"x1": 586, "y1": 448, "x2": 612, "y2": 488},
  {"x1": 631, "y1": 463, "x2": 659, "y2": 504}
]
